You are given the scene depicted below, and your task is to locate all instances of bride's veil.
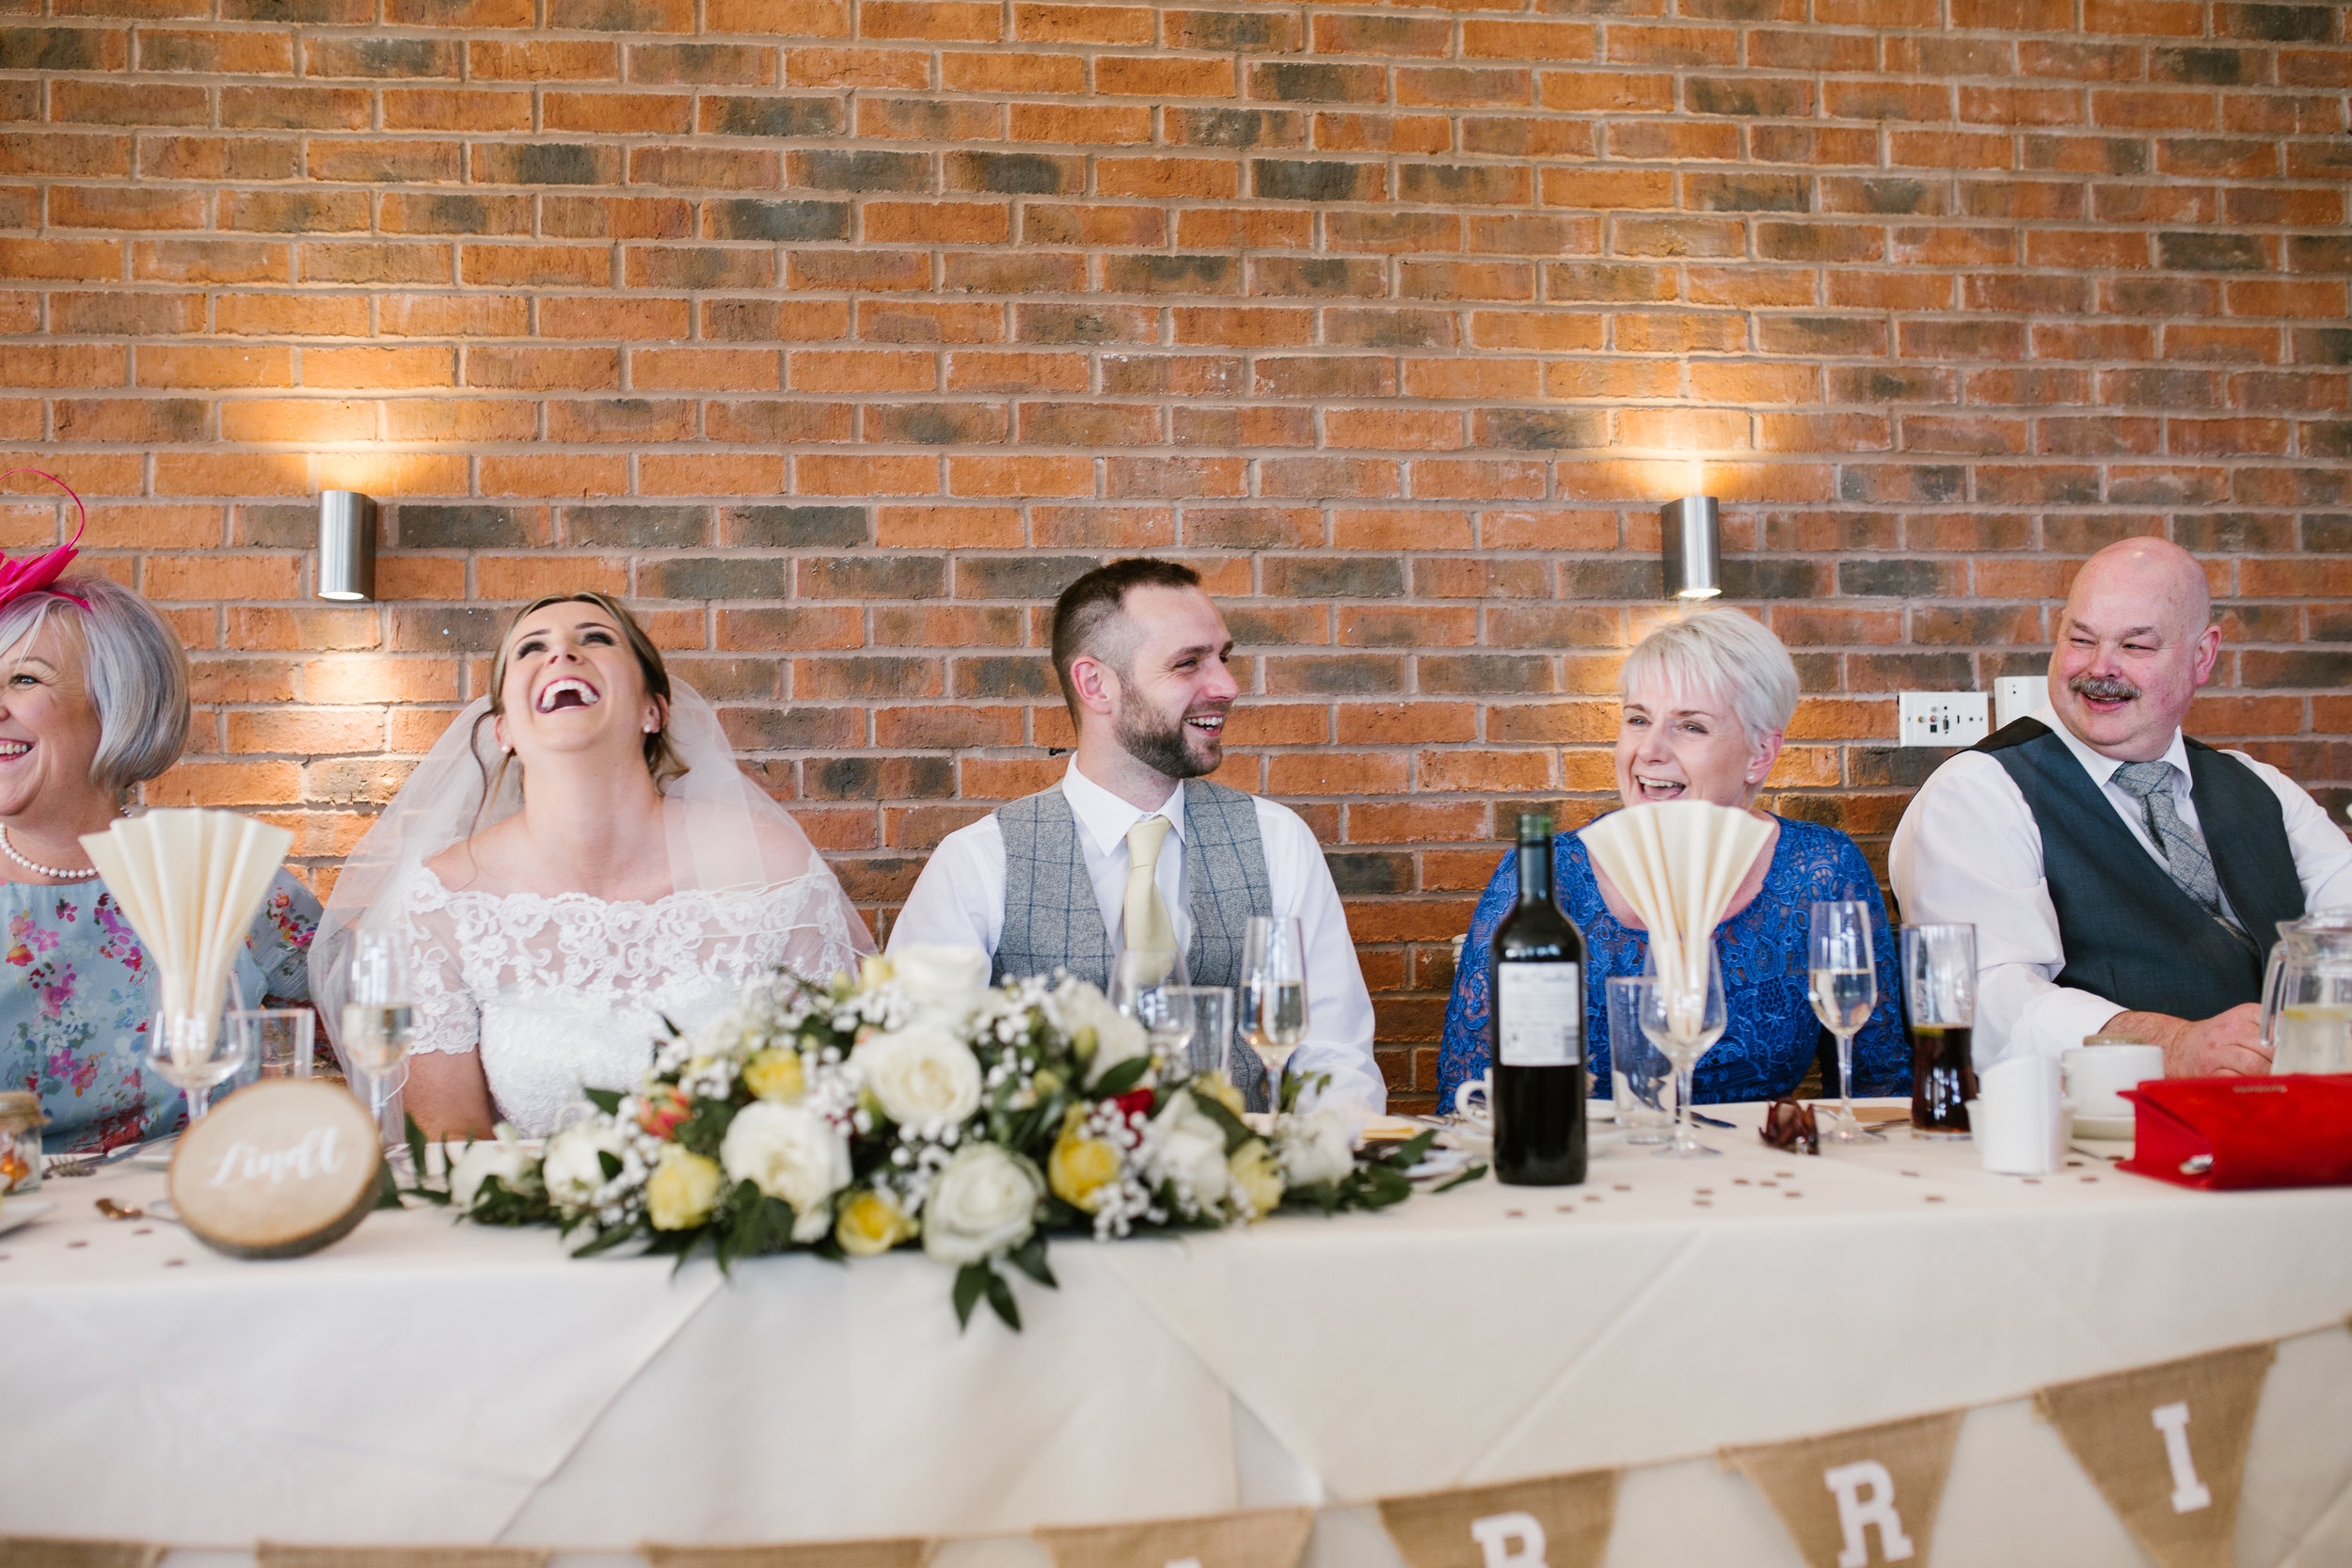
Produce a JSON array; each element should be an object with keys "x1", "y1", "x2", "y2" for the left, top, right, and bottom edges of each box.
[{"x1": 310, "y1": 678, "x2": 875, "y2": 1080}]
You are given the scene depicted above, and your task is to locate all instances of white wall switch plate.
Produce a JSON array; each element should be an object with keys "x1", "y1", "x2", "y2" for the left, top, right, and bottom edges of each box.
[
  {"x1": 1993, "y1": 675, "x2": 2042, "y2": 731},
  {"x1": 1898, "y1": 691, "x2": 1992, "y2": 748}
]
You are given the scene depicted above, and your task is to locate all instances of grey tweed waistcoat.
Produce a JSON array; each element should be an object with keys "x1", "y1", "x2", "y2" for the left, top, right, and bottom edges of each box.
[{"x1": 994, "y1": 778, "x2": 1276, "y2": 1111}]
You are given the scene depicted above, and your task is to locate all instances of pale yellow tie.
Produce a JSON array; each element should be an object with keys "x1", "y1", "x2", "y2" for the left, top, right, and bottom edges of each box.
[{"x1": 1122, "y1": 815, "x2": 1177, "y2": 970}]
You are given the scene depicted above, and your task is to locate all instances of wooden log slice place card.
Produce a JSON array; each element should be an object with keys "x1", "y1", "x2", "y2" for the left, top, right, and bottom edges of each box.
[{"x1": 168, "y1": 1079, "x2": 385, "y2": 1259}]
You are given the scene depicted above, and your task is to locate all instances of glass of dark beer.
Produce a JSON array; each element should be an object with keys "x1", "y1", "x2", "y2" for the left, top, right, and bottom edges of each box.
[{"x1": 1901, "y1": 923, "x2": 1977, "y2": 1138}]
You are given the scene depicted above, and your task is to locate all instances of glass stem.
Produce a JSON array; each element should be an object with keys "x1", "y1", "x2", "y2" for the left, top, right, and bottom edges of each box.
[
  {"x1": 1676, "y1": 1057, "x2": 1698, "y2": 1148},
  {"x1": 1837, "y1": 1030, "x2": 1857, "y2": 1124},
  {"x1": 184, "y1": 1085, "x2": 208, "y2": 1122}
]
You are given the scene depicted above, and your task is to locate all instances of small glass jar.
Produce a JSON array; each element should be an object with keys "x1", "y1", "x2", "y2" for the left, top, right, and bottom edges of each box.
[{"x1": 0, "y1": 1091, "x2": 41, "y2": 1196}]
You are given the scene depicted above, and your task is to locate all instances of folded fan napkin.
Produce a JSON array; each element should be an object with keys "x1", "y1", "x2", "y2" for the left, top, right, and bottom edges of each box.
[
  {"x1": 81, "y1": 808, "x2": 293, "y2": 1026},
  {"x1": 1579, "y1": 800, "x2": 1772, "y2": 1035}
]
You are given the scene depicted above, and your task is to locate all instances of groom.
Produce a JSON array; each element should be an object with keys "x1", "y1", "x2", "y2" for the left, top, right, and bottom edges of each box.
[{"x1": 888, "y1": 558, "x2": 1386, "y2": 1113}]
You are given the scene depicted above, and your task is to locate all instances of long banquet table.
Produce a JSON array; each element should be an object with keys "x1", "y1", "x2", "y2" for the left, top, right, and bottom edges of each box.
[{"x1": 7, "y1": 1101, "x2": 2352, "y2": 1567}]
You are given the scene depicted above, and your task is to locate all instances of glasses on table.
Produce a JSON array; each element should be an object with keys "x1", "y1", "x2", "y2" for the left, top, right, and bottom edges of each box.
[
  {"x1": 1166, "y1": 985, "x2": 1234, "y2": 1085},
  {"x1": 1807, "y1": 900, "x2": 1882, "y2": 1144},
  {"x1": 1240, "y1": 915, "x2": 1308, "y2": 1104},
  {"x1": 342, "y1": 928, "x2": 415, "y2": 1148},
  {"x1": 1632, "y1": 944, "x2": 1728, "y2": 1159},
  {"x1": 1901, "y1": 923, "x2": 1978, "y2": 1139},
  {"x1": 147, "y1": 1008, "x2": 246, "y2": 1125},
  {"x1": 1605, "y1": 975, "x2": 1673, "y2": 1146},
  {"x1": 233, "y1": 1007, "x2": 315, "y2": 1083}
]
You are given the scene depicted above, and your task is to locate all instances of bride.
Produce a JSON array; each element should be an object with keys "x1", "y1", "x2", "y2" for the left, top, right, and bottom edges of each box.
[{"x1": 312, "y1": 593, "x2": 874, "y2": 1140}]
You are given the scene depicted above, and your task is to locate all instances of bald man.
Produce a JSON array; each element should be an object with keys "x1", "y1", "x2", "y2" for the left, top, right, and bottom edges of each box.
[{"x1": 1893, "y1": 538, "x2": 2352, "y2": 1077}]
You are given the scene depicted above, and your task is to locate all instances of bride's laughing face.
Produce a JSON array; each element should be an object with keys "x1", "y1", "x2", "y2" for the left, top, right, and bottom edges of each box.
[{"x1": 494, "y1": 608, "x2": 661, "y2": 766}]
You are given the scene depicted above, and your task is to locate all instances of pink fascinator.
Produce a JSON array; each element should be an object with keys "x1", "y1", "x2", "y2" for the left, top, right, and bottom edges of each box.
[{"x1": 0, "y1": 468, "x2": 88, "y2": 611}]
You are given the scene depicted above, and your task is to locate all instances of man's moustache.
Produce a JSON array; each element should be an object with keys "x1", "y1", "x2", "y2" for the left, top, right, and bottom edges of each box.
[{"x1": 2069, "y1": 675, "x2": 2140, "y2": 703}]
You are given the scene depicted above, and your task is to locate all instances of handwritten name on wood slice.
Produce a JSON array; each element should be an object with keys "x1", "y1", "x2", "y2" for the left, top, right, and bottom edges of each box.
[{"x1": 168, "y1": 1079, "x2": 384, "y2": 1259}]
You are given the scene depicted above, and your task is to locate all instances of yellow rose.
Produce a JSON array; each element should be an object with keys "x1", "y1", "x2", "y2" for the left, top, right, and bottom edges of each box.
[
  {"x1": 834, "y1": 1187, "x2": 918, "y2": 1257},
  {"x1": 1049, "y1": 1111, "x2": 1124, "y2": 1214},
  {"x1": 859, "y1": 954, "x2": 895, "y2": 990},
  {"x1": 742, "y1": 1049, "x2": 805, "y2": 1103},
  {"x1": 1229, "y1": 1137, "x2": 1283, "y2": 1219},
  {"x1": 1194, "y1": 1073, "x2": 1246, "y2": 1117},
  {"x1": 645, "y1": 1147, "x2": 724, "y2": 1231}
]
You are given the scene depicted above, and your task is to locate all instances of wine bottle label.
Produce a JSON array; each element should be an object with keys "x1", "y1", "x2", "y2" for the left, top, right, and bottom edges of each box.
[{"x1": 1496, "y1": 963, "x2": 1581, "y2": 1067}]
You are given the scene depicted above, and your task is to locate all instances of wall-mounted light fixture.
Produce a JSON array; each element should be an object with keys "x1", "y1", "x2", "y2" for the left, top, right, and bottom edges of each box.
[
  {"x1": 316, "y1": 490, "x2": 376, "y2": 602},
  {"x1": 1660, "y1": 495, "x2": 1722, "y2": 600}
]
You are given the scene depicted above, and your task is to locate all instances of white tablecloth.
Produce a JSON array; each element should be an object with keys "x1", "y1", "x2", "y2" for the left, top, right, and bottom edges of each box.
[{"x1": 7, "y1": 1103, "x2": 2351, "y2": 1567}]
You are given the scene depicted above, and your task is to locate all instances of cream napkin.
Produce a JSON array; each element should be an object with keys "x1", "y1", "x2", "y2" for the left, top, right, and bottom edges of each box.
[
  {"x1": 1579, "y1": 800, "x2": 1772, "y2": 1030},
  {"x1": 82, "y1": 807, "x2": 294, "y2": 1025}
]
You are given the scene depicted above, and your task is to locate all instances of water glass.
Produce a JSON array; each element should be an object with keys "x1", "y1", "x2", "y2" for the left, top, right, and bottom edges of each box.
[
  {"x1": 1168, "y1": 985, "x2": 1233, "y2": 1084},
  {"x1": 1605, "y1": 975, "x2": 1673, "y2": 1145},
  {"x1": 234, "y1": 1007, "x2": 315, "y2": 1081},
  {"x1": 1635, "y1": 945, "x2": 1728, "y2": 1159}
]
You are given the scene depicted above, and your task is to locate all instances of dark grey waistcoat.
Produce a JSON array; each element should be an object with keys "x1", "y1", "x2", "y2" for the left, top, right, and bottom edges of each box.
[
  {"x1": 993, "y1": 778, "x2": 1276, "y2": 1110},
  {"x1": 1975, "y1": 717, "x2": 2304, "y2": 1022}
]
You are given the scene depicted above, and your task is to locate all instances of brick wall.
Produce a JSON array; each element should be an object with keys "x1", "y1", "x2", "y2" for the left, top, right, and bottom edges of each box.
[{"x1": 3, "y1": 0, "x2": 2347, "y2": 1107}]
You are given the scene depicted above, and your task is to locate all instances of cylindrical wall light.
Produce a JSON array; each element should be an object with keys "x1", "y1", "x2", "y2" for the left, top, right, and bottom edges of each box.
[
  {"x1": 316, "y1": 490, "x2": 377, "y2": 602},
  {"x1": 1660, "y1": 496, "x2": 1722, "y2": 600}
]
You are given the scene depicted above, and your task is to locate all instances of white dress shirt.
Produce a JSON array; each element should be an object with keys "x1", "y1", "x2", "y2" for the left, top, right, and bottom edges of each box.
[
  {"x1": 888, "y1": 763, "x2": 1386, "y2": 1112},
  {"x1": 1890, "y1": 706, "x2": 2352, "y2": 1068}
]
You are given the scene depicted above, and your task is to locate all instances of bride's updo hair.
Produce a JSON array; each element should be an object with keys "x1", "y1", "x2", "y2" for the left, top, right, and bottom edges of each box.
[{"x1": 483, "y1": 592, "x2": 688, "y2": 791}]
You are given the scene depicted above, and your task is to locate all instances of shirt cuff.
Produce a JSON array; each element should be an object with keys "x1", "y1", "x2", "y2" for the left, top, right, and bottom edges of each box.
[{"x1": 2006, "y1": 988, "x2": 2126, "y2": 1066}]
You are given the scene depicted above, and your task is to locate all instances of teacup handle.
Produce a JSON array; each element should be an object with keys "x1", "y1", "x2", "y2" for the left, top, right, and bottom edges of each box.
[{"x1": 1454, "y1": 1072, "x2": 1492, "y2": 1117}]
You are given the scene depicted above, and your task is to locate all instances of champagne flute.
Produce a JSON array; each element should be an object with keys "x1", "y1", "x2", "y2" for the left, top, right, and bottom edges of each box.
[
  {"x1": 1240, "y1": 914, "x2": 1308, "y2": 1108},
  {"x1": 1807, "y1": 900, "x2": 1881, "y2": 1143},
  {"x1": 342, "y1": 928, "x2": 415, "y2": 1150},
  {"x1": 1633, "y1": 944, "x2": 1728, "y2": 1159}
]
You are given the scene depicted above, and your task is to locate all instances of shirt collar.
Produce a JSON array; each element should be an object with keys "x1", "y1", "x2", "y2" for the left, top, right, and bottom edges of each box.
[
  {"x1": 1060, "y1": 763, "x2": 1186, "y2": 859},
  {"x1": 2036, "y1": 705, "x2": 2190, "y2": 788}
]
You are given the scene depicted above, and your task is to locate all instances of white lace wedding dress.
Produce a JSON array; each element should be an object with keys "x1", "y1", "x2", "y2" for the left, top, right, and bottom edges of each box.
[{"x1": 400, "y1": 865, "x2": 868, "y2": 1136}]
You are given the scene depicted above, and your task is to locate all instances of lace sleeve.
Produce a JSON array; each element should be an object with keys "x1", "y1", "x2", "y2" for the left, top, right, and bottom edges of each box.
[{"x1": 401, "y1": 878, "x2": 480, "y2": 1057}]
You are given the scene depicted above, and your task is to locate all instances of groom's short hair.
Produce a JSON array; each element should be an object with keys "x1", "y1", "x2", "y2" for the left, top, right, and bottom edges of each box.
[{"x1": 1051, "y1": 557, "x2": 1202, "y2": 719}]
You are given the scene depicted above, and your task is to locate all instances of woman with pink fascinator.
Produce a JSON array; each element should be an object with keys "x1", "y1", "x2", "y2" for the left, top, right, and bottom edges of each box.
[{"x1": 0, "y1": 472, "x2": 317, "y2": 1154}]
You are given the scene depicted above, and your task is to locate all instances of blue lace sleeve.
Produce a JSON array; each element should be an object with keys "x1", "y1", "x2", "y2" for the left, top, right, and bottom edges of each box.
[{"x1": 1435, "y1": 850, "x2": 1518, "y2": 1114}]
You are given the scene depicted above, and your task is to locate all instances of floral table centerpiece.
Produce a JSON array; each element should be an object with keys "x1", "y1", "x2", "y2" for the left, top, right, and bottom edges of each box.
[{"x1": 418, "y1": 947, "x2": 1460, "y2": 1329}]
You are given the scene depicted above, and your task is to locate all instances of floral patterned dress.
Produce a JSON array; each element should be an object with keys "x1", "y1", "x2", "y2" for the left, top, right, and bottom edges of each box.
[
  {"x1": 1437, "y1": 816, "x2": 1909, "y2": 1113},
  {"x1": 3, "y1": 871, "x2": 319, "y2": 1153}
]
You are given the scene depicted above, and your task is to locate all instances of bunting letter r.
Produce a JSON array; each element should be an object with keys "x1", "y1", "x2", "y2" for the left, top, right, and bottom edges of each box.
[{"x1": 1822, "y1": 1460, "x2": 1915, "y2": 1567}]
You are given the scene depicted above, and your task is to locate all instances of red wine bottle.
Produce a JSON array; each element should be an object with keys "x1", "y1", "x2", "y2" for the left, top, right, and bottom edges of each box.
[{"x1": 1490, "y1": 813, "x2": 1587, "y2": 1186}]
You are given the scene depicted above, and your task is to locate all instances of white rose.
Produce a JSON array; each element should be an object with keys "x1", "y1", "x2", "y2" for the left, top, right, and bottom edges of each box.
[
  {"x1": 853, "y1": 1022, "x2": 984, "y2": 1129},
  {"x1": 921, "y1": 1143, "x2": 1042, "y2": 1265},
  {"x1": 1276, "y1": 1107, "x2": 1357, "y2": 1188},
  {"x1": 449, "y1": 1125, "x2": 541, "y2": 1211},
  {"x1": 1048, "y1": 979, "x2": 1152, "y2": 1086},
  {"x1": 1147, "y1": 1092, "x2": 1231, "y2": 1212},
  {"x1": 889, "y1": 943, "x2": 991, "y2": 1022},
  {"x1": 543, "y1": 1117, "x2": 627, "y2": 1212},
  {"x1": 720, "y1": 1101, "x2": 851, "y2": 1243}
]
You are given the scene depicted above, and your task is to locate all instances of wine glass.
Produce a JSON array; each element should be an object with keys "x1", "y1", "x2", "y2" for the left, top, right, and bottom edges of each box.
[
  {"x1": 1807, "y1": 900, "x2": 1881, "y2": 1144},
  {"x1": 1241, "y1": 915, "x2": 1308, "y2": 1107},
  {"x1": 147, "y1": 1009, "x2": 247, "y2": 1125},
  {"x1": 342, "y1": 928, "x2": 415, "y2": 1149},
  {"x1": 1634, "y1": 945, "x2": 1728, "y2": 1159}
]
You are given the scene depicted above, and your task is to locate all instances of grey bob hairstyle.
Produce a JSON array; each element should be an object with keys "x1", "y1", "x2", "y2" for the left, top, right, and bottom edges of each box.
[
  {"x1": 0, "y1": 575, "x2": 191, "y2": 793},
  {"x1": 1620, "y1": 608, "x2": 1799, "y2": 747}
]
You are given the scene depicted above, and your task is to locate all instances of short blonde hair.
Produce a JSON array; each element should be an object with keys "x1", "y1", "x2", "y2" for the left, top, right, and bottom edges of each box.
[
  {"x1": 1620, "y1": 609, "x2": 1798, "y2": 745},
  {"x1": 0, "y1": 577, "x2": 190, "y2": 793}
]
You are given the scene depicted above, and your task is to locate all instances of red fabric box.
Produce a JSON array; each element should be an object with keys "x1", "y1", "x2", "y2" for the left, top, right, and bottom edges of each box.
[{"x1": 2118, "y1": 1073, "x2": 2352, "y2": 1191}]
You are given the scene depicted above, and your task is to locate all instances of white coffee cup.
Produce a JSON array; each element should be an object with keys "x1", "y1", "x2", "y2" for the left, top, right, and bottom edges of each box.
[
  {"x1": 1970, "y1": 1056, "x2": 2070, "y2": 1175},
  {"x1": 2061, "y1": 1040, "x2": 2165, "y2": 1119},
  {"x1": 1453, "y1": 1070, "x2": 1493, "y2": 1125}
]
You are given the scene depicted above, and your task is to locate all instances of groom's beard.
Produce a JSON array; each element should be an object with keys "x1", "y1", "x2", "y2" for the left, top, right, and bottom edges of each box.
[{"x1": 1117, "y1": 700, "x2": 1224, "y2": 780}]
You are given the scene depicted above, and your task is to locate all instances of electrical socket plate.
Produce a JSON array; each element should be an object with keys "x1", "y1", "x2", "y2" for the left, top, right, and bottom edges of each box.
[
  {"x1": 1899, "y1": 691, "x2": 1991, "y2": 748},
  {"x1": 1993, "y1": 675, "x2": 2042, "y2": 731}
]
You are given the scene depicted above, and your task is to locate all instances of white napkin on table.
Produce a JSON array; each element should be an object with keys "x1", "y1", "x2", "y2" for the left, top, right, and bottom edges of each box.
[{"x1": 81, "y1": 807, "x2": 293, "y2": 1025}]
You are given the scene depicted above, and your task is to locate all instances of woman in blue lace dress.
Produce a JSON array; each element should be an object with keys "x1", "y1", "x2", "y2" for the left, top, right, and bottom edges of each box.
[{"x1": 1438, "y1": 610, "x2": 1905, "y2": 1111}]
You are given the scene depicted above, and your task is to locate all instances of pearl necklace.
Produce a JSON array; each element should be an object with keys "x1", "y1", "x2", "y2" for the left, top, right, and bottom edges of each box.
[{"x1": 0, "y1": 823, "x2": 99, "y2": 881}]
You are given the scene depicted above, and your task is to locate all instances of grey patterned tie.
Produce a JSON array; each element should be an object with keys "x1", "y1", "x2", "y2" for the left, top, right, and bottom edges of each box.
[{"x1": 2110, "y1": 760, "x2": 2233, "y2": 928}]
